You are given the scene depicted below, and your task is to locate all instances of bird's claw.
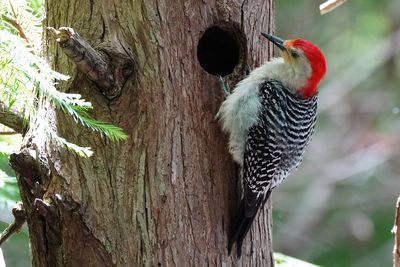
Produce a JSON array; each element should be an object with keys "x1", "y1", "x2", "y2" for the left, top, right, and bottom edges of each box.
[{"x1": 218, "y1": 75, "x2": 231, "y2": 98}]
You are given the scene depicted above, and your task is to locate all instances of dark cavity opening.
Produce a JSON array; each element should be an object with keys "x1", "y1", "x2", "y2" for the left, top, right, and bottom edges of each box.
[{"x1": 197, "y1": 26, "x2": 240, "y2": 76}]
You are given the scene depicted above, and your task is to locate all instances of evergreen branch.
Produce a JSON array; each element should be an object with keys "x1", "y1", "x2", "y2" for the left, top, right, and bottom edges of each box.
[
  {"x1": 68, "y1": 108, "x2": 128, "y2": 141},
  {"x1": 45, "y1": 126, "x2": 93, "y2": 157},
  {"x1": 0, "y1": 3, "x2": 128, "y2": 157},
  {"x1": 1, "y1": 14, "x2": 32, "y2": 50},
  {"x1": 40, "y1": 85, "x2": 128, "y2": 142}
]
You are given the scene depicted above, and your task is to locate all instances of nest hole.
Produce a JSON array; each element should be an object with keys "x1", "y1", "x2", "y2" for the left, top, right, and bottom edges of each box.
[{"x1": 197, "y1": 26, "x2": 242, "y2": 77}]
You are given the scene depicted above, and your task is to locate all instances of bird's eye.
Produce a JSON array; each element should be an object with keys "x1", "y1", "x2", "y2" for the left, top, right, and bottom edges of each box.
[{"x1": 290, "y1": 50, "x2": 299, "y2": 58}]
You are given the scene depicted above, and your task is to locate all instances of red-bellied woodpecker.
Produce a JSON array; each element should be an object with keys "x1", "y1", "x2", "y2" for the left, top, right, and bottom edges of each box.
[{"x1": 217, "y1": 33, "x2": 326, "y2": 257}]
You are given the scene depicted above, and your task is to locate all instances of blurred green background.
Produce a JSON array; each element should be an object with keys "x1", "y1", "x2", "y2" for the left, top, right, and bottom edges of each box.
[
  {"x1": 1, "y1": 0, "x2": 399, "y2": 266},
  {"x1": 273, "y1": 0, "x2": 400, "y2": 267}
]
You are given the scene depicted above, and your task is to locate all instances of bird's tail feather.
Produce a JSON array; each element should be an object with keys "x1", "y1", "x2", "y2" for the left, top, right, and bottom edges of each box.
[
  {"x1": 228, "y1": 190, "x2": 271, "y2": 257},
  {"x1": 228, "y1": 200, "x2": 259, "y2": 257}
]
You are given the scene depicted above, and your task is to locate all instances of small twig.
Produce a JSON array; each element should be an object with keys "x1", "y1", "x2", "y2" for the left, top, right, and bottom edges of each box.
[
  {"x1": 47, "y1": 27, "x2": 116, "y2": 97},
  {"x1": 2, "y1": 15, "x2": 32, "y2": 48},
  {"x1": 320, "y1": 0, "x2": 346, "y2": 15},
  {"x1": 7, "y1": 0, "x2": 17, "y2": 19},
  {"x1": 393, "y1": 196, "x2": 400, "y2": 267},
  {"x1": 3, "y1": 0, "x2": 33, "y2": 51},
  {"x1": 0, "y1": 202, "x2": 26, "y2": 246},
  {"x1": 0, "y1": 101, "x2": 26, "y2": 134},
  {"x1": 0, "y1": 131, "x2": 19, "y2": 135}
]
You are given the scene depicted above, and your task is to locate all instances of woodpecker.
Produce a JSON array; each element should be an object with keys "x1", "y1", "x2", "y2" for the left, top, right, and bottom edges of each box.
[{"x1": 217, "y1": 33, "x2": 326, "y2": 257}]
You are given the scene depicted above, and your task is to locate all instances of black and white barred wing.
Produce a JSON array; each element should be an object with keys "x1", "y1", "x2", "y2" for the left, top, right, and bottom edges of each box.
[
  {"x1": 228, "y1": 81, "x2": 287, "y2": 256},
  {"x1": 230, "y1": 80, "x2": 318, "y2": 256},
  {"x1": 242, "y1": 81, "x2": 287, "y2": 217}
]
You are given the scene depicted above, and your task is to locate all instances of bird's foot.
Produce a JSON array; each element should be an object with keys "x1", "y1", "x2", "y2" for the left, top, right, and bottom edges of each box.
[{"x1": 218, "y1": 75, "x2": 231, "y2": 98}]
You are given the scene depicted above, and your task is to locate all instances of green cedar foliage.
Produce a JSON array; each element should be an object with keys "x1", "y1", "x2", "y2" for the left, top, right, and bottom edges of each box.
[{"x1": 0, "y1": 0, "x2": 128, "y2": 157}]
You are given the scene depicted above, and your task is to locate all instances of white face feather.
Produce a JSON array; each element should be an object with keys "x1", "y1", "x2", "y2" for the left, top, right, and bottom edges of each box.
[
  {"x1": 250, "y1": 49, "x2": 312, "y2": 93},
  {"x1": 217, "y1": 54, "x2": 312, "y2": 164}
]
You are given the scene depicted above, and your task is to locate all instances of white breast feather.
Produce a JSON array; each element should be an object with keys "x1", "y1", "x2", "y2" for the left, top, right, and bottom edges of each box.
[{"x1": 217, "y1": 57, "x2": 311, "y2": 165}]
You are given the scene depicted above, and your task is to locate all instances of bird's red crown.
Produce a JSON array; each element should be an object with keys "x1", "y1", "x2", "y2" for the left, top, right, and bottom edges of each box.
[{"x1": 286, "y1": 39, "x2": 327, "y2": 98}]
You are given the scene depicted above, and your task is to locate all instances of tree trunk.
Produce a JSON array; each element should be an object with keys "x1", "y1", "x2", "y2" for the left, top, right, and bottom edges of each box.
[
  {"x1": 393, "y1": 196, "x2": 400, "y2": 267},
  {"x1": 14, "y1": 0, "x2": 275, "y2": 266}
]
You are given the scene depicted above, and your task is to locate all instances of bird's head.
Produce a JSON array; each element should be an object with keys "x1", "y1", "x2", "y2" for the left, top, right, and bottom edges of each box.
[{"x1": 261, "y1": 33, "x2": 326, "y2": 98}]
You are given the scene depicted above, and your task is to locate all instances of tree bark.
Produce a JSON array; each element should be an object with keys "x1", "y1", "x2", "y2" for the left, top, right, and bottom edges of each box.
[
  {"x1": 393, "y1": 196, "x2": 400, "y2": 267},
  {"x1": 14, "y1": 0, "x2": 275, "y2": 266}
]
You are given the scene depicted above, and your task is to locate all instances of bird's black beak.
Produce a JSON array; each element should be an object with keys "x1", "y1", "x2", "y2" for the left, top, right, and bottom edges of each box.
[{"x1": 261, "y1": 33, "x2": 287, "y2": 52}]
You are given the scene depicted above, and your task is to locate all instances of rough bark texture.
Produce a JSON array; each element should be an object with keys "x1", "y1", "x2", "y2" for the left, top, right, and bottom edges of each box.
[
  {"x1": 15, "y1": 0, "x2": 275, "y2": 266},
  {"x1": 393, "y1": 196, "x2": 400, "y2": 267}
]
